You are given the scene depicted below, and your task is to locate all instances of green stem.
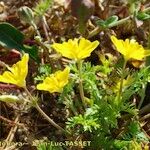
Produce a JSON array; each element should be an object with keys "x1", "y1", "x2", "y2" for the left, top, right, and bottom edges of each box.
[
  {"x1": 64, "y1": 97, "x2": 78, "y2": 116},
  {"x1": 24, "y1": 87, "x2": 66, "y2": 133},
  {"x1": 108, "y1": 16, "x2": 131, "y2": 28},
  {"x1": 138, "y1": 84, "x2": 146, "y2": 109},
  {"x1": 88, "y1": 16, "x2": 131, "y2": 39},
  {"x1": 31, "y1": 21, "x2": 45, "y2": 64},
  {"x1": 78, "y1": 21, "x2": 86, "y2": 37},
  {"x1": 24, "y1": 87, "x2": 34, "y2": 100},
  {"x1": 77, "y1": 60, "x2": 86, "y2": 108},
  {"x1": 70, "y1": 103, "x2": 78, "y2": 116},
  {"x1": 148, "y1": 21, "x2": 150, "y2": 48},
  {"x1": 31, "y1": 22, "x2": 42, "y2": 39},
  {"x1": 88, "y1": 6, "x2": 150, "y2": 39},
  {"x1": 117, "y1": 60, "x2": 127, "y2": 104}
]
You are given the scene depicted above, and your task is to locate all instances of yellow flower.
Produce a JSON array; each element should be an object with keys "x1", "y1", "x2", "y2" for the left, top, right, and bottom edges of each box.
[
  {"x1": 0, "y1": 54, "x2": 29, "y2": 88},
  {"x1": 51, "y1": 38, "x2": 99, "y2": 60},
  {"x1": 111, "y1": 36, "x2": 150, "y2": 61},
  {"x1": 37, "y1": 67, "x2": 70, "y2": 93}
]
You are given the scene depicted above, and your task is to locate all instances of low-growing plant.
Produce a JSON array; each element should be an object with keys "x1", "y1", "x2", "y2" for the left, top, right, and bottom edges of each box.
[
  {"x1": 1, "y1": 33, "x2": 150, "y2": 149},
  {"x1": 0, "y1": 1, "x2": 150, "y2": 149}
]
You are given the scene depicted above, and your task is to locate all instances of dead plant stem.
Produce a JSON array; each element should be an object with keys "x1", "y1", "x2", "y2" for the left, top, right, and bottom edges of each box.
[{"x1": 24, "y1": 87, "x2": 67, "y2": 133}]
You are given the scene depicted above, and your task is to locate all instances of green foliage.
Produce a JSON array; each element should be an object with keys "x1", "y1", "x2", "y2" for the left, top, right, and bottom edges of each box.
[
  {"x1": 60, "y1": 55, "x2": 150, "y2": 149},
  {"x1": 0, "y1": 23, "x2": 24, "y2": 50},
  {"x1": 36, "y1": 142, "x2": 63, "y2": 150},
  {"x1": 122, "y1": 121, "x2": 149, "y2": 142},
  {"x1": 34, "y1": 0, "x2": 53, "y2": 16},
  {"x1": 66, "y1": 105, "x2": 100, "y2": 132},
  {"x1": 113, "y1": 140, "x2": 133, "y2": 150},
  {"x1": 1, "y1": 1, "x2": 150, "y2": 149},
  {"x1": 35, "y1": 64, "x2": 51, "y2": 81},
  {"x1": 96, "y1": 15, "x2": 119, "y2": 29},
  {"x1": 81, "y1": 62, "x2": 102, "y2": 104},
  {"x1": 128, "y1": 121, "x2": 141, "y2": 137},
  {"x1": 98, "y1": 53, "x2": 114, "y2": 76},
  {"x1": 137, "y1": 11, "x2": 150, "y2": 20},
  {"x1": 0, "y1": 23, "x2": 39, "y2": 62},
  {"x1": 114, "y1": 140, "x2": 148, "y2": 150},
  {"x1": 121, "y1": 103, "x2": 138, "y2": 115},
  {"x1": 91, "y1": 131, "x2": 114, "y2": 150},
  {"x1": 128, "y1": 0, "x2": 141, "y2": 14},
  {"x1": 38, "y1": 64, "x2": 51, "y2": 75},
  {"x1": 133, "y1": 67, "x2": 150, "y2": 88}
]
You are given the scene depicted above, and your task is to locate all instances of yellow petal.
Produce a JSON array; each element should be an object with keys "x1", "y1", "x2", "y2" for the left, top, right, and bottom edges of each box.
[
  {"x1": 0, "y1": 53, "x2": 29, "y2": 87},
  {"x1": 51, "y1": 38, "x2": 99, "y2": 60},
  {"x1": 37, "y1": 77, "x2": 59, "y2": 93},
  {"x1": 36, "y1": 67, "x2": 70, "y2": 93},
  {"x1": 78, "y1": 39, "x2": 99, "y2": 59},
  {"x1": 55, "y1": 67, "x2": 70, "y2": 81},
  {"x1": 144, "y1": 50, "x2": 150, "y2": 57},
  {"x1": 51, "y1": 39, "x2": 79, "y2": 59},
  {"x1": 0, "y1": 71, "x2": 16, "y2": 85},
  {"x1": 111, "y1": 35, "x2": 150, "y2": 61},
  {"x1": 56, "y1": 67, "x2": 70, "y2": 88},
  {"x1": 111, "y1": 36, "x2": 126, "y2": 56}
]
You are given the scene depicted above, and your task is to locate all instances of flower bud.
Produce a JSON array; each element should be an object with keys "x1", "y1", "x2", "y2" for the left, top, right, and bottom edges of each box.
[
  {"x1": 0, "y1": 95, "x2": 20, "y2": 103},
  {"x1": 18, "y1": 6, "x2": 34, "y2": 25}
]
